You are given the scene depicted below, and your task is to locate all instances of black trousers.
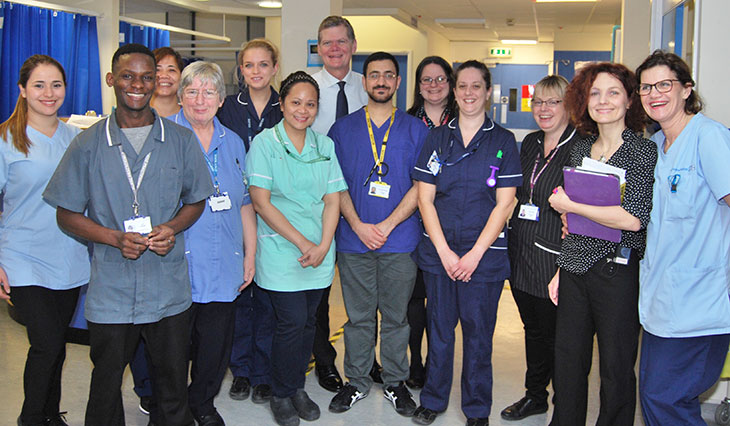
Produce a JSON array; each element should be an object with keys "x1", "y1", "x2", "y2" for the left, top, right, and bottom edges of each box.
[
  {"x1": 407, "y1": 269, "x2": 427, "y2": 370},
  {"x1": 11, "y1": 285, "x2": 80, "y2": 424},
  {"x1": 312, "y1": 285, "x2": 336, "y2": 365},
  {"x1": 188, "y1": 301, "x2": 236, "y2": 418},
  {"x1": 551, "y1": 255, "x2": 639, "y2": 426},
  {"x1": 268, "y1": 288, "x2": 325, "y2": 398},
  {"x1": 511, "y1": 287, "x2": 556, "y2": 402},
  {"x1": 85, "y1": 308, "x2": 194, "y2": 426}
]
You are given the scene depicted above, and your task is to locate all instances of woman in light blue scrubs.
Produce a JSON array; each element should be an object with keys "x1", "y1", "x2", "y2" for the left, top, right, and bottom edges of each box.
[
  {"x1": 172, "y1": 61, "x2": 257, "y2": 425},
  {"x1": 636, "y1": 50, "x2": 730, "y2": 426},
  {"x1": 0, "y1": 55, "x2": 90, "y2": 426}
]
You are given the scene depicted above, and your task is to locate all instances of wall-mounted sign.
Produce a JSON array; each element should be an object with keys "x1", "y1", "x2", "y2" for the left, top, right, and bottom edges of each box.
[{"x1": 489, "y1": 48, "x2": 512, "y2": 58}]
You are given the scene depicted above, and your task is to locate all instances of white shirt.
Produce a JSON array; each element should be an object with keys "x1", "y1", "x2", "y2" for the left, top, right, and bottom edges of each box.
[{"x1": 311, "y1": 68, "x2": 368, "y2": 136}]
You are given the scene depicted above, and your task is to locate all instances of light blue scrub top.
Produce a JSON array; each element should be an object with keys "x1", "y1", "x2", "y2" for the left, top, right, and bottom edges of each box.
[
  {"x1": 172, "y1": 112, "x2": 252, "y2": 303},
  {"x1": 0, "y1": 121, "x2": 90, "y2": 289},
  {"x1": 639, "y1": 113, "x2": 730, "y2": 338},
  {"x1": 246, "y1": 122, "x2": 347, "y2": 292}
]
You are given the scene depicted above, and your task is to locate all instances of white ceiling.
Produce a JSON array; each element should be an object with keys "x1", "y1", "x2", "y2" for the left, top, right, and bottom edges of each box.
[{"x1": 122, "y1": 0, "x2": 623, "y2": 43}]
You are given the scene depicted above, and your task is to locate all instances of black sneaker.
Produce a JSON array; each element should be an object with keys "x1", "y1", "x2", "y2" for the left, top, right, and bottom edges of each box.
[
  {"x1": 328, "y1": 383, "x2": 368, "y2": 413},
  {"x1": 384, "y1": 382, "x2": 417, "y2": 416},
  {"x1": 44, "y1": 412, "x2": 69, "y2": 426},
  {"x1": 252, "y1": 383, "x2": 273, "y2": 404},
  {"x1": 229, "y1": 376, "x2": 251, "y2": 400},
  {"x1": 412, "y1": 406, "x2": 439, "y2": 425}
]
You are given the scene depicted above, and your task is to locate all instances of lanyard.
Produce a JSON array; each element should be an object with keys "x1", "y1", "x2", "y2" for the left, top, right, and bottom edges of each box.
[
  {"x1": 440, "y1": 137, "x2": 484, "y2": 167},
  {"x1": 204, "y1": 148, "x2": 221, "y2": 194},
  {"x1": 273, "y1": 124, "x2": 330, "y2": 164},
  {"x1": 118, "y1": 147, "x2": 151, "y2": 216},
  {"x1": 365, "y1": 106, "x2": 396, "y2": 180},
  {"x1": 528, "y1": 128, "x2": 576, "y2": 203},
  {"x1": 246, "y1": 115, "x2": 265, "y2": 147}
]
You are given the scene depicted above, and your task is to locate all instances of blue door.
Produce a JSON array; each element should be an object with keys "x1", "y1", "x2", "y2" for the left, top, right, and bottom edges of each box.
[{"x1": 352, "y1": 54, "x2": 408, "y2": 111}]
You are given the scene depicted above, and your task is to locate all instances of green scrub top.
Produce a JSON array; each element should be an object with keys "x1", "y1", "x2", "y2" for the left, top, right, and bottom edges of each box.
[{"x1": 246, "y1": 121, "x2": 347, "y2": 292}]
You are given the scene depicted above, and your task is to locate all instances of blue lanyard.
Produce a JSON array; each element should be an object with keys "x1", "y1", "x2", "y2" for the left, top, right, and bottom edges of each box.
[
  {"x1": 439, "y1": 136, "x2": 484, "y2": 167},
  {"x1": 247, "y1": 115, "x2": 266, "y2": 147},
  {"x1": 204, "y1": 148, "x2": 221, "y2": 194}
]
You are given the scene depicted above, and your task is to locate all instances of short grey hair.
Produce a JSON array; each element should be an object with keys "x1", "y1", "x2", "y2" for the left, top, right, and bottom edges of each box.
[{"x1": 177, "y1": 61, "x2": 226, "y2": 103}]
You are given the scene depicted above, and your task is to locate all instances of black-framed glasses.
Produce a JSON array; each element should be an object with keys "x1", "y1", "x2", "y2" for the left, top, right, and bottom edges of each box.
[
  {"x1": 638, "y1": 79, "x2": 680, "y2": 96},
  {"x1": 532, "y1": 99, "x2": 563, "y2": 108},
  {"x1": 420, "y1": 76, "x2": 448, "y2": 86}
]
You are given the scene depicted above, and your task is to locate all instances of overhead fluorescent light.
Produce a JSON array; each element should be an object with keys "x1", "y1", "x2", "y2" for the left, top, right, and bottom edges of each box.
[
  {"x1": 535, "y1": 0, "x2": 598, "y2": 3},
  {"x1": 501, "y1": 39, "x2": 538, "y2": 45},
  {"x1": 435, "y1": 18, "x2": 487, "y2": 30},
  {"x1": 258, "y1": 1, "x2": 282, "y2": 8}
]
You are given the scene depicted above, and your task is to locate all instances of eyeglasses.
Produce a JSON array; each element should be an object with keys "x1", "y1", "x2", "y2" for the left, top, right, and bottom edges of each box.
[
  {"x1": 638, "y1": 79, "x2": 680, "y2": 96},
  {"x1": 531, "y1": 99, "x2": 563, "y2": 108},
  {"x1": 420, "y1": 76, "x2": 448, "y2": 86},
  {"x1": 182, "y1": 89, "x2": 218, "y2": 99},
  {"x1": 367, "y1": 72, "x2": 397, "y2": 81}
]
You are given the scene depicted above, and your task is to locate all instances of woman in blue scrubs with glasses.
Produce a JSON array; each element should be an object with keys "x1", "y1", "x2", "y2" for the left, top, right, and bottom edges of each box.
[
  {"x1": 411, "y1": 60, "x2": 522, "y2": 426},
  {"x1": 636, "y1": 50, "x2": 730, "y2": 426}
]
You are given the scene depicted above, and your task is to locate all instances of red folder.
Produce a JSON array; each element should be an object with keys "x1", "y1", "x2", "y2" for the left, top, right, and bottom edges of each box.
[{"x1": 562, "y1": 167, "x2": 622, "y2": 243}]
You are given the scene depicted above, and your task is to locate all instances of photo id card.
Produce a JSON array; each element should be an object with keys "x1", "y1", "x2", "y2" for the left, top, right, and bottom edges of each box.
[
  {"x1": 209, "y1": 192, "x2": 232, "y2": 212},
  {"x1": 124, "y1": 215, "x2": 153, "y2": 234},
  {"x1": 427, "y1": 150, "x2": 441, "y2": 176},
  {"x1": 368, "y1": 181, "x2": 391, "y2": 199},
  {"x1": 518, "y1": 204, "x2": 540, "y2": 221}
]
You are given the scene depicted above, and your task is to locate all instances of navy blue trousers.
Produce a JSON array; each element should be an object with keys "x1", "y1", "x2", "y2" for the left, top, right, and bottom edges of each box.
[
  {"x1": 419, "y1": 271, "x2": 502, "y2": 418},
  {"x1": 229, "y1": 283, "x2": 275, "y2": 386},
  {"x1": 640, "y1": 330, "x2": 730, "y2": 425}
]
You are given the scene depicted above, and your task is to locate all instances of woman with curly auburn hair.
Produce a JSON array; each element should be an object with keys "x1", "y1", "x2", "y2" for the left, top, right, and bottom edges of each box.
[{"x1": 546, "y1": 62, "x2": 657, "y2": 425}]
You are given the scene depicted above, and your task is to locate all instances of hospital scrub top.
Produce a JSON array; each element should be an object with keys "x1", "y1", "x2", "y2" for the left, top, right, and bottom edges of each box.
[
  {"x1": 217, "y1": 87, "x2": 282, "y2": 152},
  {"x1": 171, "y1": 111, "x2": 252, "y2": 304},
  {"x1": 246, "y1": 122, "x2": 347, "y2": 292},
  {"x1": 411, "y1": 114, "x2": 522, "y2": 282},
  {"x1": 639, "y1": 113, "x2": 730, "y2": 338},
  {"x1": 0, "y1": 121, "x2": 89, "y2": 289}
]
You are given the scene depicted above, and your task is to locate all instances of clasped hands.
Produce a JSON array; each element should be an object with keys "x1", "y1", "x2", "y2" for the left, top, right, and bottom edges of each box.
[{"x1": 117, "y1": 224, "x2": 176, "y2": 259}]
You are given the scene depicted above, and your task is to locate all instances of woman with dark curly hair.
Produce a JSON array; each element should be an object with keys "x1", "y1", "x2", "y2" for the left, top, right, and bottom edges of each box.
[{"x1": 546, "y1": 62, "x2": 657, "y2": 425}]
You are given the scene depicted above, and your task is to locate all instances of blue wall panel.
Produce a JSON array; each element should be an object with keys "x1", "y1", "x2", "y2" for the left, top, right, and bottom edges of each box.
[{"x1": 554, "y1": 50, "x2": 611, "y2": 82}]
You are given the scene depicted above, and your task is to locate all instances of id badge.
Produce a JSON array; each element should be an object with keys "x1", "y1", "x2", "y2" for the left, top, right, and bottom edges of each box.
[
  {"x1": 209, "y1": 192, "x2": 232, "y2": 212},
  {"x1": 518, "y1": 203, "x2": 540, "y2": 221},
  {"x1": 124, "y1": 215, "x2": 153, "y2": 234},
  {"x1": 368, "y1": 181, "x2": 391, "y2": 199},
  {"x1": 613, "y1": 246, "x2": 631, "y2": 265},
  {"x1": 426, "y1": 150, "x2": 441, "y2": 176}
]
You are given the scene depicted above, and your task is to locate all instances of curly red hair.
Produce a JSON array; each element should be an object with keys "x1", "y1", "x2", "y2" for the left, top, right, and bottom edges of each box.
[{"x1": 564, "y1": 62, "x2": 646, "y2": 136}]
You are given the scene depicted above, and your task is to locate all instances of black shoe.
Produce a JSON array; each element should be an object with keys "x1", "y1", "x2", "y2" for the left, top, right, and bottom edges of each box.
[
  {"x1": 196, "y1": 410, "x2": 225, "y2": 426},
  {"x1": 270, "y1": 396, "x2": 300, "y2": 426},
  {"x1": 466, "y1": 418, "x2": 489, "y2": 426},
  {"x1": 291, "y1": 389, "x2": 320, "y2": 421},
  {"x1": 384, "y1": 382, "x2": 417, "y2": 417},
  {"x1": 370, "y1": 360, "x2": 383, "y2": 384},
  {"x1": 17, "y1": 416, "x2": 46, "y2": 426},
  {"x1": 328, "y1": 383, "x2": 368, "y2": 413},
  {"x1": 315, "y1": 364, "x2": 343, "y2": 392},
  {"x1": 44, "y1": 413, "x2": 69, "y2": 426},
  {"x1": 405, "y1": 364, "x2": 425, "y2": 390},
  {"x1": 500, "y1": 396, "x2": 548, "y2": 421},
  {"x1": 229, "y1": 376, "x2": 251, "y2": 400},
  {"x1": 252, "y1": 383, "x2": 273, "y2": 404},
  {"x1": 139, "y1": 396, "x2": 152, "y2": 415},
  {"x1": 412, "y1": 406, "x2": 439, "y2": 425}
]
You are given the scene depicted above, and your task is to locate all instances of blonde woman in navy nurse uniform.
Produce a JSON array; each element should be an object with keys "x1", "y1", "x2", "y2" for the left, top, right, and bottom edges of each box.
[{"x1": 411, "y1": 60, "x2": 522, "y2": 426}]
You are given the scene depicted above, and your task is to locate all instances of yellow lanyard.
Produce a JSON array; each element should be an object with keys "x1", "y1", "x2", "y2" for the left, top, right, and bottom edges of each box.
[{"x1": 365, "y1": 106, "x2": 396, "y2": 180}]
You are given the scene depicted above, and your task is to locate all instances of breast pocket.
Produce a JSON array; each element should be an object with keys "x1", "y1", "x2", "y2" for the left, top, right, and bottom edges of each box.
[
  {"x1": 159, "y1": 166, "x2": 183, "y2": 208},
  {"x1": 664, "y1": 170, "x2": 696, "y2": 220}
]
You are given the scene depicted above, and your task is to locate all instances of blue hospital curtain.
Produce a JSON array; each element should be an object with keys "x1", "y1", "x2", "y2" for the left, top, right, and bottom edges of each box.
[
  {"x1": 0, "y1": 2, "x2": 102, "y2": 121},
  {"x1": 119, "y1": 22, "x2": 170, "y2": 50}
]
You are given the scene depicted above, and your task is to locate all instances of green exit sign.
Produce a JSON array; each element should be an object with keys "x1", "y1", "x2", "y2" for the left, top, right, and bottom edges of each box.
[{"x1": 489, "y1": 48, "x2": 512, "y2": 57}]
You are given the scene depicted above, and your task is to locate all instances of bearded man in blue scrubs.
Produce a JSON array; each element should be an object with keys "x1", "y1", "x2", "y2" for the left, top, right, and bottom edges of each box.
[{"x1": 326, "y1": 51, "x2": 428, "y2": 417}]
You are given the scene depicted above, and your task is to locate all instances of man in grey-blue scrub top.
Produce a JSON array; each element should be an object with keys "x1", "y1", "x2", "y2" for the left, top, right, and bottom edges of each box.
[{"x1": 43, "y1": 44, "x2": 213, "y2": 426}]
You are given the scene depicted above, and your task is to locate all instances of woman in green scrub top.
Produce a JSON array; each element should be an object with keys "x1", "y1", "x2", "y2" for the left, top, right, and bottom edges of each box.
[{"x1": 246, "y1": 71, "x2": 347, "y2": 426}]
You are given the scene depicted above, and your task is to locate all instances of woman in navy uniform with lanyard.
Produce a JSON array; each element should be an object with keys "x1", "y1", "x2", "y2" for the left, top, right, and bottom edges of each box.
[
  {"x1": 411, "y1": 60, "x2": 522, "y2": 426},
  {"x1": 405, "y1": 55, "x2": 455, "y2": 390},
  {"x1": 217, "y1": 38, "x2": 283, "y2": 403},
  {"x1": 501, "y1": 75, "x2": 576, "y2": 421}
]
